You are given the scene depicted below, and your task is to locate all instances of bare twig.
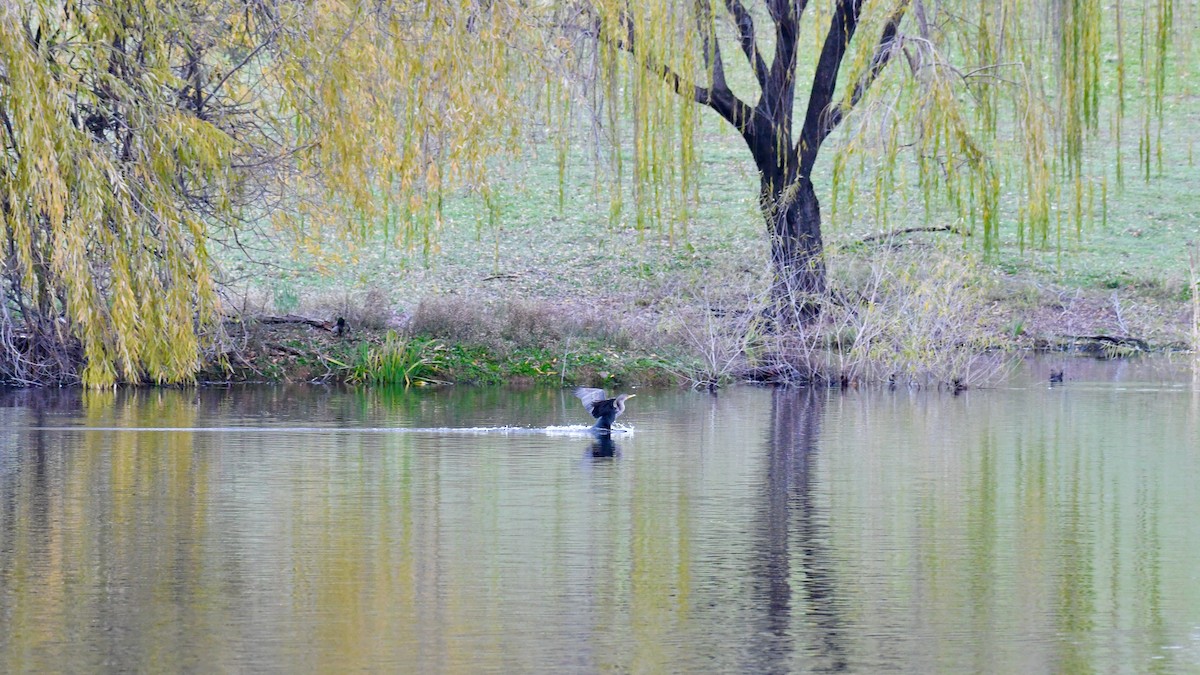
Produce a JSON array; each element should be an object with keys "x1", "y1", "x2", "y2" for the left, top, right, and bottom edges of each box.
[
  {"x1": 1110, "y1": 291, "x2": 1130, "y2": 336},
  {"x1": 1188, "y1": 242, "x2": 1199, "y2": 353}
]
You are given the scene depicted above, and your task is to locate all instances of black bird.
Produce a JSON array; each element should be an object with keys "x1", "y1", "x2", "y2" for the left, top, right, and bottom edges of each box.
[
  {"x1": 574, "y1": 387, "x2": 636, "y2": 432},
  {"x1": 1049, "y1": 369, "x2": 1064, "y2": 383}
]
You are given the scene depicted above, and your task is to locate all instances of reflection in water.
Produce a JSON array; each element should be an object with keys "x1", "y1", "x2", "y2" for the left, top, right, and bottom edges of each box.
[
  {"x1": 1, "y1": 370, "x2": 1199, "y2": 673},
  {"x1": 588, "y1": 434, "x2": 618, "y2": 459},
  {"x1": 755, "y1": 388, "x2": 846, "y2": 673}
]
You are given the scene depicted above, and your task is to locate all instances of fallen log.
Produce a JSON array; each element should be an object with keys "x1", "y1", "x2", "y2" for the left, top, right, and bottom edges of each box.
[
  {"x1": 259, "y1": 314, "x2": 339, "y2": 332},
  {"x1": 1060, "y1": 334, "x2": 1150, "y2": 353}
]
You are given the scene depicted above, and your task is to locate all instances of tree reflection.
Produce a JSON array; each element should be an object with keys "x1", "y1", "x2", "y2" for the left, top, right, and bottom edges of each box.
[{"x1": 752, "y1": 387, "x2": 847, "y2": 673}]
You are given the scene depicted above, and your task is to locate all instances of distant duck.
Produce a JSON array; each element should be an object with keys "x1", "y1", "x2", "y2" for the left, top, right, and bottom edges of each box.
[
  {"x1": 573, "y1": 387, "x2": 636, "y2": 433},
  {"x1": 1049, "y1": 369, "x2": 1064, "y2": 383}
]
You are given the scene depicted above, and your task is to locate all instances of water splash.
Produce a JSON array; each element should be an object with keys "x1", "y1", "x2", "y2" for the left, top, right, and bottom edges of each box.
[{"x1": 20, "y1": 424, "x2": 634, "y2": 436}]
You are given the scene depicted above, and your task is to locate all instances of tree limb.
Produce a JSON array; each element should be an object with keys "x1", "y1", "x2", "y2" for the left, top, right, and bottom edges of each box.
[
  {"x1": 823, "y1": 1, "x2": 910, "y2": 136},
  {"x1": 0, "y1": 106, "x2": 19, "y2": 161},
  {"x1": 763, "y1": 0, "x2": 794, "y2": 25},
  {"x1": 913, "y1": 0, "x2": 931, "y2": 40},
  {"x1": 723, "y1": 0, "x2": 768, "y2": 90},
  {"x1": 695, "y1": 0, "x2": 728, "y2": 92},
  {"x1": 851, "y1": 224, "x2": 958, "y2": 245},
  {"x1": 608, "y1": 10, "x2": 753, "y2": 130},
  {"x1": 259, "y1": 314, "x2": 341, "y2": 331},
  {"x1": 763, "y1": 0, "x2": 808, "y2": 124},
  {"x1": 797, "y1": 0, "x2": 862, "y2": 175}
]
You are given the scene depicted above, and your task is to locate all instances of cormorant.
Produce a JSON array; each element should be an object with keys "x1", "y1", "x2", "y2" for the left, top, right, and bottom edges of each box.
[{"x1": 574, "y1": 387, "x2": 636, "y2": 432}]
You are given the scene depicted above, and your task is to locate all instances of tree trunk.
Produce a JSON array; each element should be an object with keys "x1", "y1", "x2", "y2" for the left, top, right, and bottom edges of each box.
[{"x1": 762, "y1": 176, "x2": 826, "y2": 326}]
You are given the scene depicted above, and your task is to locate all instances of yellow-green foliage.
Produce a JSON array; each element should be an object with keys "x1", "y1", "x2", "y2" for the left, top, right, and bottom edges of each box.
[
  {"x1": 832, "y1": 0, "x2": 1188, "y2": 253},
  {"x1": 2, "y1": 1, "x2": 1193, "y2": 386},
  {"x1": 0, "y1": 2, "x2": 240, "y2": 385},
  {"x1": 272, "y1": 2, "x2": 548, "y2": 252},
  {"x1": 269, "y1": 1, "x2": 707, "y2": 244}
]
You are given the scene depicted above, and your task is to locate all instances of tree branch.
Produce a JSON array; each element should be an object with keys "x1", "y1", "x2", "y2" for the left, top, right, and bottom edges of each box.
[
  {"x1": 200, "y1": 25, "x2": 280, "y2": 111},
  {"x1": 695, "y1": 0, "x2": 728, "y2": 92},
  {"x1": 852, "y1": 224, "x2": 958, "y2": 245},
  {"x1": 797, "y1": 0, "x2": 864, "y2": 176},
  {"x1": 608, "y1": 10, "x2": 753, "y2": 131},
  {"x1": 0, "y1": 106, "x2": 20, "y2": 161},
  {"x1": 613, "y1": 17, "x2": 708, "y2": 102},
  {"x1": 749, "y1": 0, "x2": 812, "y2": 143},
  {"x1": 763, "y1": 0, "x2": 792, "y2": 24},
  {"x1": 765, "y1": 0, "x2": 808, "y2": 112},
  {"x1": 723, "y1": 0, "x2": 768, "y2": 90},
  {"x1": 823, "y1": 1, "x2": 910, "y2": 135}
]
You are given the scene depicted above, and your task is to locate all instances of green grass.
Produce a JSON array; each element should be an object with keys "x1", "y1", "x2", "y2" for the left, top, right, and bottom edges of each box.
[
  {"x1": 429, "y1": 342, "x2": 680, "y2": 387},
  {"x1": 233, "y1": 114, "x2": 1195, "y2": 291},
  {"x1": 215, "y1": 71, "x2": 1200, "y2": 379},
  {"x1": 338, "y1": 325, "x2": 683, "y2": 388}
]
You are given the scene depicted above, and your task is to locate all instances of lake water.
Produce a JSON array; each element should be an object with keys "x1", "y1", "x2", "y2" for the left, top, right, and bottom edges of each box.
[{"x1": 2, "y1": 359, "x2": 1199, "y2": 673}]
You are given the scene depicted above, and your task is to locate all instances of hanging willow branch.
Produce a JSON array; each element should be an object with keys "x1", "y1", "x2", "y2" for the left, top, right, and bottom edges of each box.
[
  {"x1": 2, "y1": 0, "x2": 1192, "y2": 384},
  {"x1": 605, "y1": 7, "x2": 753, "y2": 131},
  {"x1": 823, "y1": 1, "x2": 911, "y2": 136}
]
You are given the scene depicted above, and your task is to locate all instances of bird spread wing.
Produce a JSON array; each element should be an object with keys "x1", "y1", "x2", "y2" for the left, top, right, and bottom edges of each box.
[{"x1": 573, "y1": 387, "x2": 608, "y2": 410}]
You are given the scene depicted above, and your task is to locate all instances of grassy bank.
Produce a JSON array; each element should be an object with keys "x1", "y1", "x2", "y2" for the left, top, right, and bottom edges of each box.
[
  {"x1": 201, "y1": 307, "x2": 688, "y2": 388},
  {"x1": 209, "y1": 90, "x2": 1200, "y2": 388},
  {"x1": 203, "y1": 237, "x2": 1195, "y2": 389}
]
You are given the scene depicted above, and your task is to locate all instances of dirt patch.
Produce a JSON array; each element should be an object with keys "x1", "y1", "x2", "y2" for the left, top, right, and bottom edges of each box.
[{"x1": 990, "y1": 279, "x2": 1194, "y2": 352}]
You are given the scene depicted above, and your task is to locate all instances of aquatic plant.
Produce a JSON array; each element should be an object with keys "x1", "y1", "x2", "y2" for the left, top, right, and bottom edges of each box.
[{"x1": 348, "y1": 332, "x2": 448, "y2": 387}]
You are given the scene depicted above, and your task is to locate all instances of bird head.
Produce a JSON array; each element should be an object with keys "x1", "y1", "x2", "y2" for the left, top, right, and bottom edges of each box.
[{"x1": 618, "y1": 394, "x2": 636, "y2": 402}]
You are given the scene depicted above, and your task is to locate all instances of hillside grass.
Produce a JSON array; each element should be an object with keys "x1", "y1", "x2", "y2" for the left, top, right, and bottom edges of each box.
[{"x1": 212, "y1": 84, "x2": 1200, "y2": 386}]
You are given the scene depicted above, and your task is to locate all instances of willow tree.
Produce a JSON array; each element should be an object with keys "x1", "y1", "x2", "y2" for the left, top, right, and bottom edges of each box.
[
  {"x1": 571, "y1": 0, "x2": 1186, "y2": 322},
  {"x1": 1, "y1": 1, "x2": 549, "y2": 385},
  {"x1": 277, "y1": 0, "x2": 1187, "y2": 325},
  {"x1": 0, "y1": 2, "x2": 280, "y2": 385},
  {"x1": 605, "y1": 1, "x2": 910, "y2": 320},
  {"x1": 1, "y1": 1, "x2": 1189, "y2": 385}
]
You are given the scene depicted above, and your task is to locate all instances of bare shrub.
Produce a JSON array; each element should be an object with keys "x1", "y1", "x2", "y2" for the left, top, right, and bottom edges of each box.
[
  {"x1": 677, "y1": 241, "x2": 1015, "y2": 389},
  {"x1": 499, "y1": 300, "x2": 568, "y2": 349},
  {"x1": 0, "y1": 282, "x2": 84, "y2": 386},
  {"x1": 805, "y1": 244, "x2": 1010, "y2": 387},
  {"x1": 337, "y1": 287, "x2": 398, "y2": 330},
  {"x1": 408, "y1": 295, "x2": 638, "y2": 355},
  {"x1": 298, "y1": 286, "x2": 400, "y2": 330},
  {"x1": 408, "y1": 296, "x2": 496, "y2": 346},
  {"x1": 221, "y1": 283, "x2": 400, "y2": 331},
  {"x1": 656, "y1": 295, "x2": 760, "y2": 388}
]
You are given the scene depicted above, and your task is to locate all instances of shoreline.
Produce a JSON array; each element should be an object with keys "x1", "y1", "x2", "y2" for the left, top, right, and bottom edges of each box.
[{"x1": 193, "y1": 308, "x2": 1195, "y2": 389}]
